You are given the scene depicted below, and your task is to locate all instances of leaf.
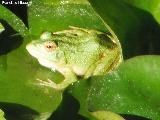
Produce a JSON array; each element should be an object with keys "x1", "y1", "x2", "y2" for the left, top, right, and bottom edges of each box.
[
  {"x1": 0, "y1": 35, "x2": 62, "y2": 119},
  {"x1": 91, "y1": 111, "x2": 125, "y2": 120},
  {"x1": 28, "y1": 0, "x2": 107, "y2": 35},
  {"x1": 0, "y1": 23, "x2": 4, "y2": 33},
  {"x1": 122, "y1": 0, "x2": 160, "y2": 23},
  {"x1": 0, "y1": 5, "x2": 28, "y2": 36},
  {"x1": 87, "y1": 55, "x2": 160, "y2": 120},
  {"x1": 68, "y1": 78, "x2": 125, "y2": 120},
  {"x1": 0, "y1": 109, "x2": 6, "y2": 120},
  {"x1": 48, "y1": 91, "x2": 89, "y2": 120},
  {"x1": 88, "y1": 0, "x2": 160, "y2": 59}
]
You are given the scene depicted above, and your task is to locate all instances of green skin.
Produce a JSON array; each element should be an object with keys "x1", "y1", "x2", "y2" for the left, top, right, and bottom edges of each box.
[{"x1": 26, "y1": 26, "x2": 122, "y2": 90}]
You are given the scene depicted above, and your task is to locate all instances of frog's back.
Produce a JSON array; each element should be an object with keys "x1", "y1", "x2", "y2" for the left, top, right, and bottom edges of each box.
[{"x1": 62, "y1": 30, "x2": 122, "y2": 77}]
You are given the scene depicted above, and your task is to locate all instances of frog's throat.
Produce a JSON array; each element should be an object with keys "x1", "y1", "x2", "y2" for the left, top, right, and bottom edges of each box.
[
  {"x1": 38, "y1": 58, "x2": 57, "y2": 71},
  {"x1": 37, "y1": 58, "x2": 68, "y2": 74}
]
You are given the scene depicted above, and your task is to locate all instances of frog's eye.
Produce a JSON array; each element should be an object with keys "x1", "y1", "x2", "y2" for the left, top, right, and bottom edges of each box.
[{"x1": 44, "y1": 41, "x2": 57, "y2": 52}]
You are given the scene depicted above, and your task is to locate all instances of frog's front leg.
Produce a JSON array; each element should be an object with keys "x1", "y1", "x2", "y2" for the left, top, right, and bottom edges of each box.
[
  {"x1": 36, "y1": 68, "x2": 77, "y2": 90},
  {"x1": 36, "y1": 78, "x2": 60, "y2": 89}
]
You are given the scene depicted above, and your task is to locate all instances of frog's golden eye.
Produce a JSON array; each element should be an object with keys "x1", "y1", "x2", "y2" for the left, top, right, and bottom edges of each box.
[{"x1": 44, "y1": 41, "x2": 57, "y2": 52}]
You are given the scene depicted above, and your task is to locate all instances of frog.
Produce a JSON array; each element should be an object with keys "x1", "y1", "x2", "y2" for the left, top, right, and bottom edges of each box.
[{"x1": 26, "y1": 26, "x2": 122, "y2": 90}]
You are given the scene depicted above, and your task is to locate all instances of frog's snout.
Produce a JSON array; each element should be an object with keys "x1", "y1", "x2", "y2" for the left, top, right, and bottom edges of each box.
[
  {"x1": 26, "y1": 43, "x2": 32, "y2": 53},
  {"x1": 26, "y1": 42, "x2": 36, "y2": 56},
  {"x1": 26, "y1": 41, "x2": 37, "y2": 52}
]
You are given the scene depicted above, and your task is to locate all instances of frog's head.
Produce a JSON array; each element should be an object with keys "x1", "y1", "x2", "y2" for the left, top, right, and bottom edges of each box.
[
  {"x1": 26, "y1": 26, "x2": 96, "y2": 68},
  {"x1": 26, "y1": 31, "x2": 66, "y2": 69},
  {"x1": 26, "y1": 27, "x2": 93, "y2": 69}
]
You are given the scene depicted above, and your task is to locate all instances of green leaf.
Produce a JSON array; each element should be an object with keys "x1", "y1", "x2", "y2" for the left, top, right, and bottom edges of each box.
[
  {"x1": 87, "y1": 55, "x2": 160, "y2": 120},
  {"x1": 0, "y1": 23, "x2": 4, "y2": 33},
  {"x1": 91, "y1": 111, "x2": 124, "y2": 120},
  {"x1": 68, "y1": 78, "x2": 125, "y2": 120},
  {"x1": 48, "y1": 91, "x2": 89, "y2": 120},
  {"x1": 123, "y1": 0, "x2": 160, "y2": 23},
  {"x1": 0, "y1": 5, "x2": 28, "y2": 36},
  {"x1": 0, "y1": 35, "x2": 62, "y2": 119},
  {"x1": 28, "y1": 0, "x2": 107, "y2": 35},
  {"x1": 0, "y1": 109, "x2": 6, "y2": 120},
  {"x1": 88, "y1": 0, "x2": 160, "y2": 59}
]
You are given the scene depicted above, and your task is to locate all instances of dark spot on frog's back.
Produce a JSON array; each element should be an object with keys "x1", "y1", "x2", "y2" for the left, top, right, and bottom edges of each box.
[
  {"x1": 99, "y1": 52, "x2": 106, "y2": 60},
  {"x1": 97, "y1": 33, "x2": 117, "y2": 49}
]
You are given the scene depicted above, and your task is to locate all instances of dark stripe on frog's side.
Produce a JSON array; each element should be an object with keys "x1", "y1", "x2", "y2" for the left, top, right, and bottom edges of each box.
[
  {"x1": 105, "y1": 49, "x2": 122, "y2": 73},
  {"x1": 97, "y1": 33, "x2": 117, "y2": 49}
]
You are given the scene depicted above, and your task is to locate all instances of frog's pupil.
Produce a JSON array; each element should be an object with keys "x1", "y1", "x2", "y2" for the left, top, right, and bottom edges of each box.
[{"x1": 47, "y1": 45, "x2": 52, "y2": 48}]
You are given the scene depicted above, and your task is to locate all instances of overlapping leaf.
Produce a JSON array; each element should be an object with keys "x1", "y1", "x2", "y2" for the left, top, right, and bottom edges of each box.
[
  {"x1": 70, "y1": 56, "x2": 160, "y2": 120},
  {"x1": 0, "y1": 4, "x2": 28, "y2": 36}
]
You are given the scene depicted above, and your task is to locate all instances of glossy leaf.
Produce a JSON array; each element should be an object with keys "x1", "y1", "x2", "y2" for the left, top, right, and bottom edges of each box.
[
  {"x1": 123, "y1": 0, "x2": 160, "y2": 23},
  {"x1": 87, "y1": 56, "x2": 160, "y2": 120},
  {"x1": 0, "y1": 23, "x2": 4, "y2": 33},
  {"x1": 0, "y1": 109, "x2": 6, "y2": 120},
  {"x1": 0, "y1": 4, "x2": 28, "y2": 36},
  {"x1": 0, "y1": 34, "x2": 62, "y2": 119},
  {"x1": 68, "y1": 77, "x2": 125, "y2": 120},
  {"x1": 91, "y1": 111, "x2": 124, "y2": 120},
  {"x1": 28, "y1": 0, "x2": 107, "y2": 35}
]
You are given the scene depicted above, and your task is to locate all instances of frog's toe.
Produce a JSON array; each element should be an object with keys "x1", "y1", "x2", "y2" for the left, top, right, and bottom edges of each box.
[
  {"x1": 36, "y1": 78, "x2": 56, "y2": 87},
  {"x1": 36, "y1": 78, "x2": 65, "y2": 90}
]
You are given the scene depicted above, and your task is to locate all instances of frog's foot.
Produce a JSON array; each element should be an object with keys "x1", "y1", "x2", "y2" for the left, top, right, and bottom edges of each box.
[{"x1": 36, "y1": 78, "x2": 66, "y2": 90}]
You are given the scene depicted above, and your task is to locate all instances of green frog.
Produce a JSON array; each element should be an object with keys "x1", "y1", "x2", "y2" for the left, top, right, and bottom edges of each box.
[{"x1": 26, "y1": 26, "x2": 122, "y2": 90}]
